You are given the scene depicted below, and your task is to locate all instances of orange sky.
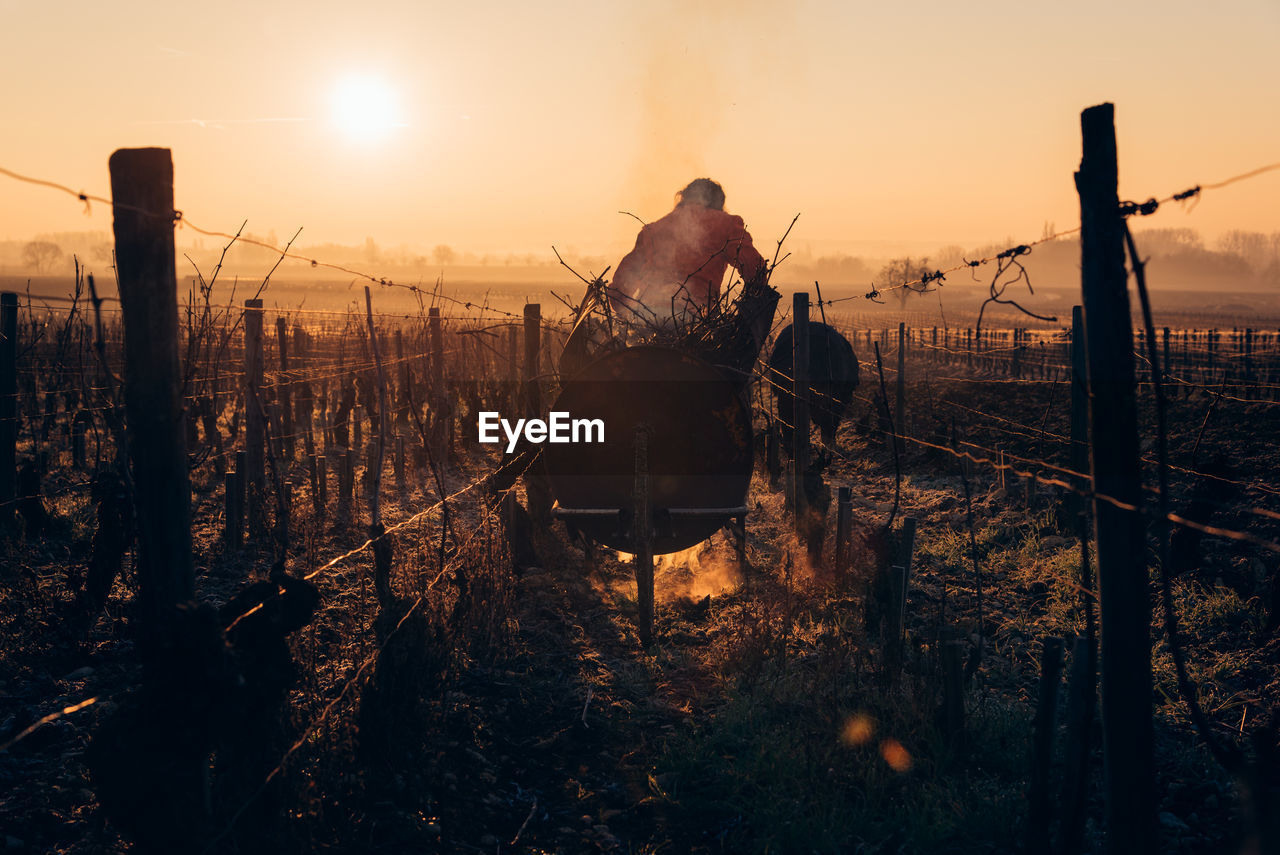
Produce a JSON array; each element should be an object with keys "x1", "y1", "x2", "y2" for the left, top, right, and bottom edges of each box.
[{"x1": 3, "y1": 0, "x2": 1278, "y2": 261}]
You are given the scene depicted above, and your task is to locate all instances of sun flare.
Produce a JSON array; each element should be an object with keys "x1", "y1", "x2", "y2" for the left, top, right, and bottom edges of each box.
[{"x1": 329, "y1": 74, "x2": 402, "y2": 143}]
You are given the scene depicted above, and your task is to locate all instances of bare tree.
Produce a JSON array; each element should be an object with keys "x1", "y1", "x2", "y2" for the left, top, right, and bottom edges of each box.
[
  {"x1": 876, "y1": 257, "x2": 934, "y2": 308},
  {"x1": 22, "y1": 240, "x2": 64, "y2": 273}
]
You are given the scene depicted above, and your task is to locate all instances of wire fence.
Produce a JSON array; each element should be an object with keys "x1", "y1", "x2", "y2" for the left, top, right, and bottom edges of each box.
[{"x1": 2, "y1": 146, "x2": 1279, "y2": 850}]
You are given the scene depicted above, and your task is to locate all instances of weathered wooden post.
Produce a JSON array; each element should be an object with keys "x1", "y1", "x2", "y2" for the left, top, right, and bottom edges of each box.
[
  {"x1": 429, "y1": 307, "x2": 445, "y2": 463},
  {"x1": 294, "y1": 325, "x2": 315, "y2": 458},
  {"x1": 316, "y1": 453, "x2": 328, "y2": 512},
  {"x1": 0, "y1": 292, "x2": 15, "y2": 522},
  {"x1": 633, "y1": 424, "x2": 654, "y2": 646},
  {"x1": 71, "y1": 414, "x2": 87, "y2": 470},
  {"x1": 276, "y1": 317, "x2": 294, "y2": 460},
  {"x1": 108, "y1": 148, "x2": 195, "y2": 625},
  {"x1": 941, "y1": 639, "x2": 966, "y2": 740},
  {"x1": 234, "y1": 448, "x2": 248, "y2": 516},
  {"x1": 1070, "y1": 307, "x2": 1088, "y2": 490},
  {"x1": 507, "y1": 323, "x2": 520, "y2": 411},
  {"x1": 1076, "y1": 102, "x2": 1154, "y2": 854},
  {"x1": 1060, "y1": 634, "x2": 1098, "y2": 855},
  {"x1": 1161, "y1": 327, "x2": 1171, "y2": 396},
  {"x1": 224, "y1": 470, "x2": 241, "y2": 547},
  {"x1": 895, "y1": 321, "x2": 906, "y2": 450},
  {"x1": 341, "y1": 447, "x2": 355, "y2": 505},
  {"x1": 1027, "y1": 636, "x2": 1065, "y2": 853},
  {"x1": 395, "y1": 327, "x2": 408, "y2": 429},
  {"x1": 884, "y1": 564, "x2": 906, "y2": 682},
  {"x1": 898, "y1": 516, "x2": 917, "y2": 624},
  {"x1": 791, "y1": 292, "x2": 810, "y2": 536},
  {"x1": 524, "y1": 304, "x2": 551, "y2": 523},
  {"x1": 244, "y1": 298, "x2": 265, "y2": 537}
]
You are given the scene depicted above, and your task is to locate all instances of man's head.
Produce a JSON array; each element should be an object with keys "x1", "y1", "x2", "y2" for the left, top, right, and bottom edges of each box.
[{"x1": 676, "y1": 178, "x2": 726, "y2": 211}]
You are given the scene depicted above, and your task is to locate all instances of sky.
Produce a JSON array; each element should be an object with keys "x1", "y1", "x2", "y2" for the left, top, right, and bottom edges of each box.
[{"x1": 2, "y1": 0, "x2": 1278, "y2": 262}]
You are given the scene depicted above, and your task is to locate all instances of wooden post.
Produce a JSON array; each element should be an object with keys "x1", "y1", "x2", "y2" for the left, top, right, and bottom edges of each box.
[
  {"x1": 109, "y1": 147, "x2": 195, "y2": 643},
  {"x1": 308, "y1": 453, "x2": 320, "y2": 510},
  {"x1": 507, "y1": 324, "x2": 520, "y2": 411},
  {"x1": 1070, "y1": 307, "x2": 1089, "y2": 487},
  {"x1": 0, "y1": 292, "x2": 15, "y2": 521},
  {"x1": 224, "y1": 471, "x2": 240, "y2": 547},
  {"x1": 1027, "y1": 636, "x2": 1065, "y2": 853},
  {"x1": 244, "y1": 298, "x2": 265, "y2": 537},
  {"x1": 633, "y1": 424, "x2": 654, "y2": 646},
  {"x1": 1161, "y1": 327, "x2": 1171, "y2": 396},
  {"x1": 791, "y1": 292, "x2": 810, "y2": 536},
  {"x1": 362, "y1": 287, "x2": 389, "y2": 527},
  {"x1": 1076, "y1": 102, "x2": 1154, "y2": 854},
  {"x1": 71, "y1": 416, "x2": 87, "y2": 470},
  {"x1": 428, "y1": 307, "x2": 444, "y2": 462},
  {"x1": 1059, "y1": 634, "x2": 1096, "y2": 855},
  {"x1": 276, "y1": 317, "x2": 294, "y2": 460},
  {"x1": 235, "y1": 449, "x2": 247, "y2": 513},
  {"x1": 316, "y1": 453, "x2": 328, "y2": 512},
  {"x1": 341, "y1": 448, "x2": 355, "y2": 505},
  {"x1": 295, "y1": 325, "x2": 315, "y2": 458},
  {"x1": 941, "y1": 639, "x2": 966, "y2": 741},
  {"x1": 898, "y1": 516, "x2": 917, "y2": 626},
  {"x1": 895, "y1": 321, "x2": 906, "y2": 451},
  {"x1": 524, "y1": 304, "x2": 551, "y2": 523},
  {"x1": 395, "y1": 327, "x2": 408, "y2": 428},
  {"x1": 884, "y1": 565, "x2": 905, "y2": 682}
]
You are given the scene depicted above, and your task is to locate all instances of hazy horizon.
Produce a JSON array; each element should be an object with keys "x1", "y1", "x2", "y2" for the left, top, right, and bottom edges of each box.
[{"x1": 3, "y1": 0, "x2": 1278, "y2": 266}]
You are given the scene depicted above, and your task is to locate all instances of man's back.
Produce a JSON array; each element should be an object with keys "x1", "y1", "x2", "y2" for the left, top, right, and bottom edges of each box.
[{"x1": 611, "y1": 203, "x2": 764, "y2": 323}]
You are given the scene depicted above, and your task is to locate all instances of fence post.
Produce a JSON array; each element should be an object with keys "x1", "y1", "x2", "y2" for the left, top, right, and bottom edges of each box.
[
  {"x1": 1059, "y1": 634, "x2": 1096, "y2": 855},
  {"x1": 941, "y1": 638, "x2": 966, "y2": 741},
  {"x1": 395, "y1": 327, "x2": 408, "y2": 429},
  {"x1": 108, "y1": 148, "x2": 195, "y2": 625},
  {"x1": 244, "y1": 299, "x2": 265, "y2": 537},
  {"x1": 276, "y1": 317, "x2": 294, "y2": 460},
  {"x1": 895, "y1": 321, "x2": 906, "y2": 450},
  {"x1": 1070, "y1": 307, "x2": 1089, "y2": 504},
  {"x1": 898, "y1": 516, "x2": 917, "y2": 622},
  {"x1": 1161, "y1": 327, "x2": 1171, "y2": 396},
  {"x1": 0, "y1": 292, "x2": 15, "y2": 523},
  {"x1": 295, "y1": 325, "x2": 315, "y2": 458},
  {"x1": 1027, "y1": 636, "x2": 1065, "y2": 853},
  {"x1": 884, "y1": 565, "x2": 905, "y2": 682},
  {"x1": 524, "y1": 304, "x2": 551, "y2": 523},
  {"x1": 224, "y1": 470, "x2": 241, "y2": 547},
  {"x1": 791, "y1": 292, "x2": 810, "y2": 536},
  {"x1": 428, "y1": 307, "x2": 444, "y2": 464},
  {"x1": 1076, "y1": 102, "x2": 1154, "y2": 854}
]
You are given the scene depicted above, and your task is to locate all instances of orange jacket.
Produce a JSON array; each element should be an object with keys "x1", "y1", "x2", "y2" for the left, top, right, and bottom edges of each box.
[{"x1": 610, "y1": 204, "x2": 765, "y2": 320}]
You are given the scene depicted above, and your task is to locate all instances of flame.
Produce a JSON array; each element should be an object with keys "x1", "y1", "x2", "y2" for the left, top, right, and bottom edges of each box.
[{"x1": 615, "y1": 541, "x2": 742, "y2": 603}]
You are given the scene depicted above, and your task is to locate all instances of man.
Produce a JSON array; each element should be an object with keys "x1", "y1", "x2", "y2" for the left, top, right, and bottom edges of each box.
[{"x1": 609, "y1": 178, "x2": 766, "y2": 326}]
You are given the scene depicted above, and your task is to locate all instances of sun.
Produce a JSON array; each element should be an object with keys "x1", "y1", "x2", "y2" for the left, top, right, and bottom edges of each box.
[{"x1": 329, "y1": 74, "x2": 403, "y2": 143}]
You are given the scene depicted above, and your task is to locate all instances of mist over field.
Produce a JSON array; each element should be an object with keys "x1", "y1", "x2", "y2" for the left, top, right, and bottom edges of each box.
[{"x1": 4, "y1": 226, "x2": 1280, "y2": 325}]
